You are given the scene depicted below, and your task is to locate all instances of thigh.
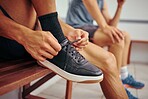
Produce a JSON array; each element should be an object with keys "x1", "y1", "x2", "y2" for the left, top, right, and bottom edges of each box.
[{"x1": 0, "y1": 37, "x2": 31, "y2": 60}]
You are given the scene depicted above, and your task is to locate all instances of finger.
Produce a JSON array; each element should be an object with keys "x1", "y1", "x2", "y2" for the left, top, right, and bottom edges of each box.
[
  {"x1": 73, "y1": 39, "x2": 83, "y2": 46},
  {"x1": 38, "y1": 50, "x2": 54, "y2": 59},
  {"x1": 112, "y1": 30, "x2": 121, "y2": 43},
  {"x1": 25, "y1": 46, "x2": 47, "y2": 62},
  {"x1": 75, "y1": 30, "x2": 82, "y2": 40},
  {"x1": 76, "y1": 36, "x2": 81, "y2": 40},
  {"x1": 42, "y1": 43, "x2": 59, "y2": 56},
  {"x1": 47, "y1": 32, "x2": 58, "y2": 42},
  {"x1": 76, "y1": 45, "x2": 87, "y2": 50},
  {"x1": 35, "y1": 55, "x2": 46, "y2": 62},
  {"x1": 74, "y1": 40, "x2": 88, "y2": 48},
  {"x1": 115, "y1": 29, "x2": 124, "y2": 40},
  {"x1": 47, "y1": 36, "x2": 62, "y2": 52},
  {"x1": 78, "y1": 37, "x2": 88, "y2": 44},
  {"x1": 77, "y1": 39, "x2": 88, "y2": 46},
  {"x1": 81, "y1": 31, "x2": 89, "y2": 39},
  {"x1": 73, "y1": 38, "x2": 88, "y2": 47},
  {"x1": 37, "y1": 57, "x2": 46, "y2": 62},
  {"x1": 109, "y1": 32, "x2": 115, "y2": 43}
]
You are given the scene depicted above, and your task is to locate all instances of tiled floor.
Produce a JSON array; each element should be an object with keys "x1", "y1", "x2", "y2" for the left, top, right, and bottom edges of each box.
[{"x1": 37, "y1": 62, "x2": 148, "y2": 99}]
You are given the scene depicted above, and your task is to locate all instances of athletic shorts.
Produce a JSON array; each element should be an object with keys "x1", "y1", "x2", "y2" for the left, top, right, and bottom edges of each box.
[{"x1": 0, "y1": 6, "x2": 31, "y2": 59}]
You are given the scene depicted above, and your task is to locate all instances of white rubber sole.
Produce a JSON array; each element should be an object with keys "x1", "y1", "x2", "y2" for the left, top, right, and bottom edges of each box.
[{"x1": 38, "y1": 60, "x2": 103, "y2": 83}]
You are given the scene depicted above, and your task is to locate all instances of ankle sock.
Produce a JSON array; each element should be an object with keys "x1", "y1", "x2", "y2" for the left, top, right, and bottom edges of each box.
[
  {"x1": 38, "y1": 12, "x2": 66, "y2": 43},
  {"x1": 120, "y1": 66, "x2": 128, "y2": 80}
]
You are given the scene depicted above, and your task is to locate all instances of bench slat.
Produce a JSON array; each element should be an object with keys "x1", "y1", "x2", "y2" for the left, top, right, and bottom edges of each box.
[
  {"x1": 0, "y1": 59, "x2": 52, "y2": 95},
  {"x1": 0, "y1": 62, "x2": 36, "y2": 78}
]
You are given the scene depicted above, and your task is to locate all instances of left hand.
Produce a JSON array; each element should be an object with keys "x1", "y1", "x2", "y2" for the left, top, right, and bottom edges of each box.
[
  {"x1": 66, "y1": 29, "x2": 89, "y2": 50},
  {"x1": 102, "y1": 25, "x2": 124, "y2": 43},
  {"x1": 117, "y1": 0, "x2": 126, "y2": 7}
]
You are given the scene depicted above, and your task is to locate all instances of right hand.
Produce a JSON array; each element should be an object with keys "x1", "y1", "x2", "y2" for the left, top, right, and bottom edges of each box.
[
  {"x1": 66, "y1": 29, "x2": 89, "y2": 51},
  {"x1": 21, "y1": 30, "x2": 61, "y2": 61},
  {"x1": 102, "y1": 25, "x2": 124, "y2": 43}
]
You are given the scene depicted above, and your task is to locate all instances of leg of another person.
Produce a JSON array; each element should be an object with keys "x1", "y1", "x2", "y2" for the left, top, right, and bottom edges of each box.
[
  {"x1": 93, "y1": 29, "x2": 124, "y2": 71},
  {"x1": 80, "y1": 42, "x2": 128, "y2": 99}
]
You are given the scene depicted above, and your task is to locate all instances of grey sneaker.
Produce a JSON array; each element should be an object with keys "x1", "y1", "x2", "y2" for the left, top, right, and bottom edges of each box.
[{"x1": 38, "y1": 39, "x2": 103, "y2": 83}]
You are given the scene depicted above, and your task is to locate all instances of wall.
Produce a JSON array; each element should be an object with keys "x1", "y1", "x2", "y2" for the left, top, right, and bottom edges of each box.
[{"x1": 56, "y1": 0, "x2": 148, "y2": 63}]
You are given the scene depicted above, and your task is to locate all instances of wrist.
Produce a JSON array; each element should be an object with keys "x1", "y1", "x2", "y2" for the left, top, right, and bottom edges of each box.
[
  {"x1": 63, "y1": 26, "x2": 75, "y2": 37},
  {"x1": 101, "y1": 24, "x2": 108, "y2": 31},
  {"x1": 118, "y1": 4, "x2": 123, "y2": 8},
  {"x1": 17, "y1": 26, "x2": 33, "y2": 45}
]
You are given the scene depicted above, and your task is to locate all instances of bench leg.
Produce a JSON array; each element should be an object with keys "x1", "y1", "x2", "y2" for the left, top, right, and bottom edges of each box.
[
  {"x1": 22, "y1": 73, "x2": 55, "y2": 99},
  {"x1": 65, "y1": 80, "x2": 73, "y2": 99}
]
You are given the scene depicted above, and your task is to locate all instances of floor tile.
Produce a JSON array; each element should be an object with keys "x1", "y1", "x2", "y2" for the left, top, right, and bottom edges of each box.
[
  {"x1": 73, "y1": 83, "x2": 103, "y2": 93},
  {"x1": 135, "y1": 63, "x2": 148, "y2": 81},
  {"x1": 127, "y1": 88, "x2": 138, "y2": 98},
  {"x1": 72, "y1": 85, "x2": 103, "y2": 99},
  {"x1": 134, "y1": 62, "x2": 148, "y2": 98},
  {"x1": 138, "y1": 84, "x2": 148, "y2": 99},
  {"x1": 37, "y1": 93, "x2": 62, "y2": 99},
  {"x1": 40, "y1": 81, "x2": 67, "y2": 99}
]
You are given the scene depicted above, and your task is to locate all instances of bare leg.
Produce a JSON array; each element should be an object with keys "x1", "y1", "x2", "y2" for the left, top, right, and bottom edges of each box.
[
  {"x1": 93, "y1": 29, "x2": 124, "y2": 71},
  {"x1": 121, "y1": 31, "x2": 131, "y2": 66},
  {"x1": 79, "y1": 42, "x2": 128, "y2": 99},
  {"x1": 31, "y1": 0, "x2": 56, "y2": 16}
]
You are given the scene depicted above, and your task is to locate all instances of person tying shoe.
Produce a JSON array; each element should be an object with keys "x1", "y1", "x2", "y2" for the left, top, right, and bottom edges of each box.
[{"x1": 0, "y1": 0, "x2": 103, "y2": 83}]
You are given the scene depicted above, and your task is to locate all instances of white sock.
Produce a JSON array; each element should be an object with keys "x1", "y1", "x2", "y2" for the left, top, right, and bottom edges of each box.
[{"x1": 120, "y1": 66, "x2": 128, "y2": 80}]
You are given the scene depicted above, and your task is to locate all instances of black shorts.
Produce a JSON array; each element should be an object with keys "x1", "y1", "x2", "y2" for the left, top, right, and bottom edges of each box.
[
  {"x1": 0, "y1": 6, "x2": 31, "y2": 59},
  {"x1": 76, "y1": 25, "x2": 98, "y2": 41}
]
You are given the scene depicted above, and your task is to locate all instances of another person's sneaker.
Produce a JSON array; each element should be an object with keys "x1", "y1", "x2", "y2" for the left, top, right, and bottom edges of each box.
[
  {"x1": 125, "y1": 88, "x2": 138, "y2": 99},
  {"x1": 122, "y1": 74, "x2": 145, "y2": 89},
  {"x1": 38, "y1": 39, "x2": 103, "y2": 83}
]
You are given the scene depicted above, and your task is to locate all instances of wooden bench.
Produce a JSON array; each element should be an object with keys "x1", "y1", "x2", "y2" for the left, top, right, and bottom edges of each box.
[{"x1": 0, "y1": 58, "x2": 73, "y2": 99}]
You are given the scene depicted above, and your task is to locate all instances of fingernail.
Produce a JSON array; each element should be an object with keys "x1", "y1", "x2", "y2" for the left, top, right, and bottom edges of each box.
[{"x1": 77, "y1": 37, "x2": 81, "y2": 39}]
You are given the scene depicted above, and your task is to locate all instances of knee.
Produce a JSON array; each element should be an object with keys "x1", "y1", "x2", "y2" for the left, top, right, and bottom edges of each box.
[
  {"x1": 116, "y1": 40, "x2": 125, "y2": 49},
  {"x1": 123, "y1": 31, "x2": 131, "y2": 44},
  {"x1": 102, "y1": 52, "x2": 118, "y2": 73},
  {"x1": 111, "y1": 39, "x2": 125, "y2": 51}
]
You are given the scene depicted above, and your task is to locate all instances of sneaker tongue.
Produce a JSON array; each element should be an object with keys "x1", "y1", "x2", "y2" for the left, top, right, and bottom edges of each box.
[{"x1": 60, "y1": 39, "x2": 69, "y2": 47}]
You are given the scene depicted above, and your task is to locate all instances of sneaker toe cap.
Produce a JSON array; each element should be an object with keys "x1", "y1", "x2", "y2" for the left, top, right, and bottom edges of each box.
[{"x1": 78, "y1": 63, "x2": 103, "y2": 76}]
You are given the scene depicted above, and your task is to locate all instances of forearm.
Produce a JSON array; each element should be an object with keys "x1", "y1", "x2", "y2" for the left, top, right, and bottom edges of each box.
[
  {"x1": 82, "y1": 0, "x2": 107, "y2": 29},
  {"x1": 58, "y1": 18, "x2": 75, "y2": 36},
  {"x1": 0, "y1": 12, "x2": 33, "y2": 44},
  {"x1": 109, "y1": 5, "x2": 123, "y2": 27}
]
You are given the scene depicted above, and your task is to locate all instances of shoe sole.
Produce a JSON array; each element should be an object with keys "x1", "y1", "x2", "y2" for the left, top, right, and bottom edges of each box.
[
  {"x1": 124, "y1": 84, "x2": 144, "y2": 89},
  {"x1": 38, "y1": 60, "x2": 103, "y2": 83}
]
